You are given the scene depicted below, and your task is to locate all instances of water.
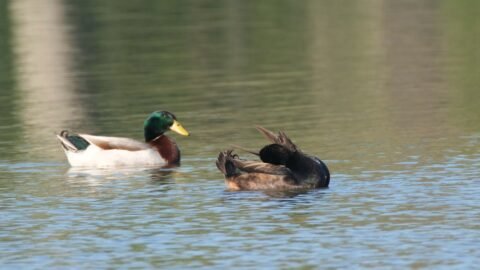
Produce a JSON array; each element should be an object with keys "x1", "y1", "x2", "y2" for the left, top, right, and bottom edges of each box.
[{"x1": 1, "y1": 1, "x2": 480, "y2": 269}]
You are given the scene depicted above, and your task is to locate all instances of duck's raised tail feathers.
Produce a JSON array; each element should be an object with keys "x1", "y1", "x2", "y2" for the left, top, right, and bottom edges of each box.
[
  {"x1": 216, "y1": 150, "x2": 238, "y2": 177},
  {"x1": 256, "y1": 126, "x2": 297, "y2": 152},
  {"x1": 56, "y1": 130, "x2": 90, "y2": 152},
  {"x1": 231, "y1": 144, "x2": 259, "y2": 156}
]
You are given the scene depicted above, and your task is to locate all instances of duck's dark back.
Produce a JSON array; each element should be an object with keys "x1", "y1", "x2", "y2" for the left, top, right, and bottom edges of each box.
[{"x1": 286, "y1": 152, "x2": 330, "y2": 188}]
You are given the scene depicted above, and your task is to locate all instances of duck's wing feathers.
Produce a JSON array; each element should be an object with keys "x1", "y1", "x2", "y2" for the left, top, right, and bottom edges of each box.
[
  {"x1": 79, "y1": 134, "x2": 150, "y2": 151},
  {"x1": 57, "y1": 130, "x2": 149, "y2": 152},
  {"x1": 57, "y1": 130, "x2": 91, "y2": 152},
  {"x1": 256, "y1": 126, "x2": 297, "y2": 152},
  {"x1": 255, "y1": 126, "x2": 278, "y2": 143},
  {"x1": 231, "y1": 159, "x2": 293, "y2": 176}
]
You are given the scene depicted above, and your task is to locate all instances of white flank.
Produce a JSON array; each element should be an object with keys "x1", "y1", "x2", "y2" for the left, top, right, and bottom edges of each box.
[
  {"x1": 57, "y1": 134, "x2": 167, "y2": 167},
  {"x1": 64, "y1": 144, "x2": 167, "y2": 167}
]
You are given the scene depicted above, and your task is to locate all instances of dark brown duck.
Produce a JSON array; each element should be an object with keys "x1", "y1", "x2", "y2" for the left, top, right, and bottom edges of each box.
[{"x1": 216, "y1": 126, "x2": 330, "y2": 191}]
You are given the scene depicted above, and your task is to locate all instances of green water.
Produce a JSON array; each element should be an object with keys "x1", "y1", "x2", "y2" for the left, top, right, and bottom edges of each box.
[{"x1": 1, "y1": 1, "x2": 479, "y2": 269}]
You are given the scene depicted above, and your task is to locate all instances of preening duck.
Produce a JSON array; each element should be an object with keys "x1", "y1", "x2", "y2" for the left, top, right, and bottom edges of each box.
[
  {"x1": 57, "y1": 111, "x2": 189, "y2": 167},
  {"x1": 216, "y1": 126, "x2": 330, "y2": 190}
]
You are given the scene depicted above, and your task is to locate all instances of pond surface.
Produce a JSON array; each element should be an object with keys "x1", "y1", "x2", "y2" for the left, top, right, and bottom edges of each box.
[{"x1": 1, "y1": 1, "x2": 479, "y2": 269}]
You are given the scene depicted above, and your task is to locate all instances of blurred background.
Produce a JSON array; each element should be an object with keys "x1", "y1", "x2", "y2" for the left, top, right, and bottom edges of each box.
[
  {"x1": 1, "y1": 0, "x2": 478, "y2": 163},
  {"x1": 0, "y1": 0, "x2": 479, "y2": 269}
]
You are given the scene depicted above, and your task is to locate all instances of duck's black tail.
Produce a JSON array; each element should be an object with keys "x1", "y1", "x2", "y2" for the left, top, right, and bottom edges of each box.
[
  {"x1": 56, "y1": 130, "x2": 90, "y2": 152},
  {"x1": 315, "y1": 157, "x2": 330, "y2": 188},
  {"x1": 216, "y1": 150, "x2": 238, "y2": 177}
]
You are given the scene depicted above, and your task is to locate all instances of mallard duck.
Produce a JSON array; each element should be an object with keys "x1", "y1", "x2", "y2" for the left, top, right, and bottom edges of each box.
[
  {"x1": 216, "y1": 126, "x2": 330, "y2": 190},
  {"x1": 56, "y1": 111, "x2": 189, "y2": 167}
]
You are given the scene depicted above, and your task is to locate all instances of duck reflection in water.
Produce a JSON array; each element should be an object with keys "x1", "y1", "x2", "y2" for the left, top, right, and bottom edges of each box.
[
  {"x1": 65, "y1": 165, "x2": 178, "y2": 189},
  {"x1": 148, "y1": 167, "x2": 177, "y2": 184}
]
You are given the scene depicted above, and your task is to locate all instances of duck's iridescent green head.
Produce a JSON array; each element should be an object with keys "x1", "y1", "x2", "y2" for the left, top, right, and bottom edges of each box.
[{"x1": 144, "y1": 111, "x2": 189, "y2": 142}]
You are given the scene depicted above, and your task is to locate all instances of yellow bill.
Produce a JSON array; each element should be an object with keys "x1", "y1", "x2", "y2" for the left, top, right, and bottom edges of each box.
[{"x1": 170, "y1": 120, "x2": 190, "y2": 136}]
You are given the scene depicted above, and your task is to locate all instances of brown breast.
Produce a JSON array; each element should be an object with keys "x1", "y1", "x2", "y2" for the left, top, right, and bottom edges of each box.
[{"x1": 150, "y1": 135, "x2": 180, "y2": 164}]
